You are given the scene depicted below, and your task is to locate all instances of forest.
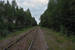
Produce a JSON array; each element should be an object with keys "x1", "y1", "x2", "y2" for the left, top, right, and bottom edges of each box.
[
  {"x1": 0, "y1": 0, "x2": 37, "y2": 37},
  {"x1": 40, "y1": 0, "x2": 75, "y2": 37}
]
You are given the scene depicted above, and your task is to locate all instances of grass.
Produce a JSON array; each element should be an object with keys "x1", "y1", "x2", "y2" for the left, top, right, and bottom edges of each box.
[
  {"x1": 41, "y1": 27, "x2": 75, "y2": 50},
  {"x1": 0, "y1": 27, "x2": 34, "y2": 40}
]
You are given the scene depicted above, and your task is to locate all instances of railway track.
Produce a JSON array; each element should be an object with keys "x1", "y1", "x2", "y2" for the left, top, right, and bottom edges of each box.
[
  {"x1": 28, "y1": 28, "x2": 48, "y2": 50},
  {"x1": 0, "y1": 28, "x2": 37, "y2": 50},
  {"x1": 28, "y1": 29, "x2": 39, "y2": 50},
  {"x1": 0, "y1": 27, "x2": 48, "y2": 50}
]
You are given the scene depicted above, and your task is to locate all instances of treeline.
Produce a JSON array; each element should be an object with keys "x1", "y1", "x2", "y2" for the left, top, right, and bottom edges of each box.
[
  {"x1": 40, "y1": 0, "x2": 75, "y2": 36},
  {"x1": 0, "y1": 0, "x2": 37, "y2": 37}
]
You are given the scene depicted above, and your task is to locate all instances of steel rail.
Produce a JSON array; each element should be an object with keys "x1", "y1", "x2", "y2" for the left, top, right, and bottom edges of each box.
[{"x1": 4, "y1": 29, "x2": 35, "y2": 50}]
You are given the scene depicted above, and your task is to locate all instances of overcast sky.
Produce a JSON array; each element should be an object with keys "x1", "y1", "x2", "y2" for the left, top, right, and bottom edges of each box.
[{"x1": 4, "y1": 0, "x2": 49, "y2": 24}]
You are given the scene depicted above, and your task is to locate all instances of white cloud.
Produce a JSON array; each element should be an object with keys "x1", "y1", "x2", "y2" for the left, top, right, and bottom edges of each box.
[
  {"x1": 4, "y1": 0, "x2": 49, "y2": 24},
  {"x1": 17, "y1": 0, "x2": 49, "y2": 24},
  {"x1": 31, "y1": 0, "x2": 48, "y2": 5},
  {"x1": 23, "y1": 1, "x2": 35, "y2": 8}
]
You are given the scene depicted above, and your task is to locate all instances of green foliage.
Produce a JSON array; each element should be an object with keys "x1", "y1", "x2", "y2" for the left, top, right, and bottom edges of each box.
[
  {"x1": 42, "y1": 27, "x2": 75, "y2": 50},
  {"x1": 40, "y1": 0, "x2": 75, "y2": 36},
  {"x1": 0, "y1": 0, "x2": 37, "y2": 37}
]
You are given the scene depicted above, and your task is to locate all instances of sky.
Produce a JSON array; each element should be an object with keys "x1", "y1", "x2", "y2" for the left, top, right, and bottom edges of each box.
[{"x1": 4, "y1": 0, "x2": 49, "y2": 24}]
